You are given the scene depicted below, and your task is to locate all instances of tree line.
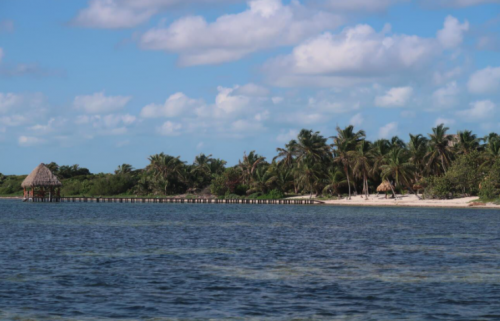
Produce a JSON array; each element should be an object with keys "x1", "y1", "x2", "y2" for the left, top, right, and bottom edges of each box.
[{"x1": 1, "y1": 124, "x2": 500, "y2": 200}]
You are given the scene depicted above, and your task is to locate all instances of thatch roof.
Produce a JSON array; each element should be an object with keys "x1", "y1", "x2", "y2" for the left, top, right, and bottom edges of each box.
[
  {"x1": 377, "y1": 181, "x2": 393, "y2": 192},
  {"x1": 21, "y1": 163, "x2": 62, "y2": 188}
]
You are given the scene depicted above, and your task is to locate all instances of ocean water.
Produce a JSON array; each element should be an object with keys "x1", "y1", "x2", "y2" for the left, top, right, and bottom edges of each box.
[{"x1": 0, "y1": 200, "x2": 499, "y2": 320}]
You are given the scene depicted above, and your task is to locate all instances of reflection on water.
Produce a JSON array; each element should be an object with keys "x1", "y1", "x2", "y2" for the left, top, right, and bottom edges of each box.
[{"x1": 1, "y1": 200, "x2": 500, "y2": 320}]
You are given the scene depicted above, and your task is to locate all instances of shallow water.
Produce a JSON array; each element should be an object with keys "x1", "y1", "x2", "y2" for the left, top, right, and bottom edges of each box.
[{"x1": 0, "y1": 200, "x2": 499, "y2": 320}]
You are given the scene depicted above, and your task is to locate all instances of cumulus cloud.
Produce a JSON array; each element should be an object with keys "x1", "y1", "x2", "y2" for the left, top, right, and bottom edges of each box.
[
  {"x1": 276, "y1": 129, "x2": 298, "y2": 143},
  {"x1": 468, "y1": 66, "x2": 500, "y2": 94},
  {"x1": 435, "y1": 117, "x2": 456, "y2": 126},
  {"x1": 432, "y1": 82, "x2": 459, "y2": 108},
  {"x1": 425, "y1": 0, "x2": 500, "y2": 7},
  {"x1": 457, "y1": 100, "x2": 496, "y2": 120},
  {"x1": 0, "y1": 93, "x2": 23, "y2": 113},
  {"x1": 437, "y1": 16, "x2": 469, "y2": 49},
  {"x1": 72, "y1": 0, "x2": 241, "y2": 29},
  {"x1": 349, "y1": 113, "x2": 364, "y2": 126},
  {"x1": 308, "y1": 98, "x2": 359, "y2": 113},
  {"x1": 322, "y1": 0, "x2": 407, "y2": 11},
  {"x1": 265, "y1": 23, "x2": 438, "y2": 86},
  {"x1": 375, "y1": 87, "x2": 413, "y2": 107},
  {"x1": 265, "y1": 16, "x2": 468, "y2": 87},
  {"x1": 76, "y1": 113, "x2": 136, "y2": 135},
  {"x1": 74, "y1": 92, "x2": 132, "y2": 114},
  {"x1": 18, "y1": 136, "x2": 46, "y2": 147},
  {"x1": 158, "y1": 121, "x2": 182, "y2": 136},
  {"x1": 379, "y1": 122, "x2": 398, "y2": 139},
  {"x1": 139, "y1": 0, "x2": 343, "y2": 65},
  {"x1": 140, "y1": 92, "x2": 204, "y2": 118}
]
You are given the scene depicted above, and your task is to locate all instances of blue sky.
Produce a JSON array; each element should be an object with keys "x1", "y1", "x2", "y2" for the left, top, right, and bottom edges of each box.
[{"x1": 1, "y1": 0, "x2": 499, "y2": 174}]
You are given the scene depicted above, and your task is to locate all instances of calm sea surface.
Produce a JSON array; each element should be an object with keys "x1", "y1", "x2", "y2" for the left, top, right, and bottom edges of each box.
[{"x1": 0, "y1": 200, "x2": 499, "y2": 320}]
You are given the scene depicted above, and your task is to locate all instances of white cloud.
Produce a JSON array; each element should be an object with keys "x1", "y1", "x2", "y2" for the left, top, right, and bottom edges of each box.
[
  {"x1": 158, "y1": 121, "x2": 182, "y2": 136},
  {"x1": 29, "y1": 118, "x2": 67, "y2": 135},
  {"x1": 308, "y1": 98, "x2": 359, "y2": 113},
  {"x1": 74, "y1": 92, "x2": 132, "y2": 114},
  {"x1": 379, "y1": 122, "x2": 398, "y2": 139},
  {"x1": 231, "y1": 119, "x2": 264, "y2": 133},
  {"x1": 265, "y1": 23, "x2": 438, "y2": 86},
  {"x1": 432, "y1": 82, "x2": 459, "y2": 108},
  {"x1": 433, "y1": 67, "x2": 461, "y2": 85},
  {"x1": 468, "y1": 66, "x2": 500, "y2": 94},
  {"x1": 437, "y1": 16, "x2": 469, "y2": 49},
  {"x1": 72, "y1": 0, "x2": 241, "y2": 29},
  {"x1": 18, "y1": 136, "x2": 46, "y2": 147},
  {"x1": 435, "y1": 117, "x2": 456, "y2": 126},
  {"x1": 323, "y1": 0, "x2": 407, "y2": 11},
  {"x1": 427, "y1": 0, "x2": 500, "y2": 7},
  {"x1": 349, "y1": 113, "x2": 364, "y2": 126},
  {"x1": 139, "y1": 0, "x2": 343, "y2": 65},
  {"x1": 272, "y1": 97, "x2": 284, "y2": 104},
  {"x1": 375, "y1": 87, "x2": 413, "y2": 107},
  {"x1": 140, "y1": 92, "x2": 204, "y2": 118},
  {"x1": 77, "y1": 114, "x2": 136, "y2": 136},
  {"x1": 457, "y1": 100, "x2": 496, "y2": 120},
  {"x1": 0, "y1": 93, "x2": 23, "y2": 113},
  {"x1": 233, "y1": 83, "x2": 270, "y2": 97},
  {"x1": 276, "y1": 129, "x2": 298, "y2": 143}
]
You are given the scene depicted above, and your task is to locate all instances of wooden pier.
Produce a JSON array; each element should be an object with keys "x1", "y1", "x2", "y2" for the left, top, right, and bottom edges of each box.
[{"x1": 27, "y1": 197, "x2": 321, "y2": 205}]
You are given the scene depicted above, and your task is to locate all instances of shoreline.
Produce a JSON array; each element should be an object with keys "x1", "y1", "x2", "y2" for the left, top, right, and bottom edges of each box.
[{"x1": 1, "y1": 195, "x2": 499, "y2": 209}]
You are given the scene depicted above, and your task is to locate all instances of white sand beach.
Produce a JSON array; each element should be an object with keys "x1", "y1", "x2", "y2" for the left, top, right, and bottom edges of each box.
[{"x1": 289, "y1": 194, "x2": 500, "y2": 209}]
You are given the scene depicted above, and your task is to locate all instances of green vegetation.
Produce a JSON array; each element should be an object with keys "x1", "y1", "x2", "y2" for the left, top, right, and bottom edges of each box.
[{"x1": 2, "y1": 124, "x2": 500, "y2": 202}]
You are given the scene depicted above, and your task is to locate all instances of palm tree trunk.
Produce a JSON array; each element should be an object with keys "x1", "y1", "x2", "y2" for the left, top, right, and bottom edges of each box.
[{"x1": 345, "y1": 164, "x2": 351, "y2": 200}]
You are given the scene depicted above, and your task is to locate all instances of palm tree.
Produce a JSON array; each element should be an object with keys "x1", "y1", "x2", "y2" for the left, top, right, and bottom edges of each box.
[
  {"x1": 380, "y1": 148, "x2": 420, "y2": 199},
  {"x1": 322, "y1": 167, "x2": 349, "y2": 197},
  {"x1": 408, "y1": 134, "x2": 428, "y2": 179},
  {"x1": 295, "y1": 129, "x2": 330, "y2": 164},
  {"x1": 246, "y1": 165, "x2": 274, "y2": 195},
  {"x1": 331, "y1": 125, "x2": 366, "y2": 199},
  {"x1": 389, "y1": 136, "x2": 406, "y2": 150},
  {"x1": 348, "y1": 140, "x2": 373, "y2": 199},
  {"x1": 456, "y1": 130, "x2": 481, "y2": 155},
  {"x1": 295, "y1": 162, "x2": 323, "y2": 199},
  {"x1": 426, "y1": 124, "x2": 453, "y2": 174},
  {"x1": 238, "y1": 151, "x2": 266, "y2": 185},
  {"x1": 147, "y1": 153, "x2": 186, "y2": 195},
  {"x1": 209, "y1": 158, "x2": 227, "y2": 176},
  {"x1": 115, "y1": 164, "x2": 134, "y2": 175},
  {"x1": 274, "y1": 140, "x2": 299, "y2": 167}
]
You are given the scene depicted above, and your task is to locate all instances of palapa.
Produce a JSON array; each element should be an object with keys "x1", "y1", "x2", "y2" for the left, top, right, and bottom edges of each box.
[
  {"x1": 376, "y1": 181, "x2": 393, "y2": 192},
  {"x1": 21, "y1": 163, "x2": 62, "y2": 188}
]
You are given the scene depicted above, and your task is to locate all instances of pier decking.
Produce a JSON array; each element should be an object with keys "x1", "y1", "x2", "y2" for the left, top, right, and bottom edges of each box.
[{"x1": 27, "y1": 197, "x2": 322, "y2": 205}]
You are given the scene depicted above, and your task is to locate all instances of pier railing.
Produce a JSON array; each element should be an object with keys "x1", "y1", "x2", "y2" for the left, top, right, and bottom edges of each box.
[{"x1": 27, "y1": 197, "x2": 322, "y2": 205}]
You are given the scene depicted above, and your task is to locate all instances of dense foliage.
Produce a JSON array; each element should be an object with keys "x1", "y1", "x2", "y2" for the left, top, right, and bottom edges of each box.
[{"x1": 2, "y1": 124, "x2": 500, "y2": 201}]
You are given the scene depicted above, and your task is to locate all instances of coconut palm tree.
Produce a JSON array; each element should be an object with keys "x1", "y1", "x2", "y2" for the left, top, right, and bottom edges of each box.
[
  {"x1": 322, "y1": 167, "x2": 349, "y2": 197},
  {"x1": 115, "y1": 164, "x2": 134, "y2": 175},
  {"x1": 426, "y1": 124, "x2": 453, "y2": 174},
  {"x1": 147, "y1": 153, "x2": 186, "y2": 195},
  {"x1": 380, "y1": 148, "x2": 420, "y2": 199},
  {"x1": 348, "y1": 140, "x2": 374, "y2": 199},
  {"x1": 408, "y1": 134, "x2": 428, "y2": 179},
  {"x1": 331, "y1": 125, "x2": 366, "y2": 199},
  {"x1": 295, "y1": 129, "x2": 330, "y2": 165},
  {"x1": 238, "y1": 151, "x2": 266, "y2": 185},
  {"x1": 456, "y1": 130, "x2": 481, "y2": 155},
  {"x1": 295, "y1": 162, "x2": 323, "y2": 199},
  {"x1": 274, "y1": 140, "x2": 299, "y2": 167}
]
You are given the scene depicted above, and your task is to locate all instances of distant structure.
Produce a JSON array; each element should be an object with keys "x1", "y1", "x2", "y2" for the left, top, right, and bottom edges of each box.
[{"x1": 22, "y1": 163, "x2": 62, "y2": 202}]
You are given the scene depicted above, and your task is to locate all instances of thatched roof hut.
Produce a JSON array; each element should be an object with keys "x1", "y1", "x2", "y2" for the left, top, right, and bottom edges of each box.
[
  {"x1": 376, "y1": 181, "x2": 393, "y2": 192},
  {"x1": 22, "y1": 163, "x2": 62, "y2": 188}
]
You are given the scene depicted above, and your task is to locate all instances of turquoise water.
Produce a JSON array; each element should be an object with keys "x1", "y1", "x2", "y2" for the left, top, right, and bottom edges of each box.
[{"x1": 0, "y1": 200, "x2": 499, "y2": 320}]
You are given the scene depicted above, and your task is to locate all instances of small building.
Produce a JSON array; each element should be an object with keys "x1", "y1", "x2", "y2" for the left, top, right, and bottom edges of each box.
[{"x1": 22, "y1": 163, "x2": 62, "y2": 202}]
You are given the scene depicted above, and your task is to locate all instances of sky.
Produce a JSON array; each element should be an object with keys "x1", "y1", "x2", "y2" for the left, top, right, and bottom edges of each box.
[{"x1": 1, "y1": 0, "x2": 500, "y2": 174}]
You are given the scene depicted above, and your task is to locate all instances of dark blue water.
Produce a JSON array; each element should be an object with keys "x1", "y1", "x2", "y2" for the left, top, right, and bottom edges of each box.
[{"x1": 1, "y1": 200, "x2": 499, "y2": 320}]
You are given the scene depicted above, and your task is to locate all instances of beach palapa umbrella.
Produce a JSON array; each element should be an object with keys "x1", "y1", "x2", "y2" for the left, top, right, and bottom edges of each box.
[{"x1": 377, "y1": 181, "x2": 393, "y2": 193}]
